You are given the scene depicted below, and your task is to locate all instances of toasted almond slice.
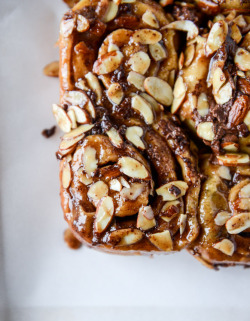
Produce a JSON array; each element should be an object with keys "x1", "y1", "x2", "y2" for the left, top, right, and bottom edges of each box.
[
  {"x1": 233, "y1": 15, "x2": 247, "y2": 28},
  {"x1": 240, "y1": 183, "x2": 250, "y2": 198},
  {"x1": 226, "y1": 213, "x2": 250, "y2": 234},
  {"x1": 131, "y1": 95, "x2": 154, "y2": 124},
  {"x1": 127, "y1": 71, "x2": 145, "y2": 91},
  {"x1": 212, "y1": 67, "x2": 226, "y2": 94},
  {"x1": 69, "y1": 106, "x2": 89, "y2": 124},
  {"x1": 83, "y1": 146, "x2": 98, "y2": 177},
  {"x1": 178, "y1": 52, "x2": 184, "y2": 70},
  {"x1": 128, "y1": 51, "x2": 151, "y2": 75},
  {"x1": 85, "y1": 100, "x2": 96, "y2": 119},
  {"x1": 148, "y1": 230, "x2": 173, "y2": 251},
  {"x1": 168, "y1": 69, "x2": 176, "y2": 88},
  {"x1": 149, "y1": 42, "x2": 167, "y2": 62},
  {"x1": 142, "y1": 10, "x2": 159, "y2": 29},
  {"x1": 221, "y1": 142, "x2": 239, "y2": 152},
  {"x1": 238, "y1": 199, "x2": 250, "y2": 211},
  {"x1": 43, "y1": 61, "x2": 59, "y2": 77},
  {"x1": 225, "y1": 10, "x2": 236, "y2": 22},
  {"x1": 75, "y1": 79, "x2": 89, "y2": 91},
  {"x1": 137, "y1": 205, "x2": 156, "y2": 231},
  {"x1": 57, "y1": 146, "x2": 76, "y2": 157},
  {"x1": 132, "y1": 29, "x2": 162, "y2": 45},
  {"x1": 171, "y1": 76, "x2": 186, "y2": 114},
  {"x1": 120, "y1": 182, "x2": 146, "y2": 201},
  {"x1": 62, "y1": 161, "x2": 72, "y2": 189},
  {"x1": 141, "y1": 93, "x2": 163, "y2": 112},
  {"x1": 235, "y1": 48, "x2": 250, "y2": 72},
  {"x1": 102, "y1": 1, "x2": 118, "y2": 23},
  {"x1": 217, "y1": 153, "x2": 250, "y2": 166},
  {"x1": 107, "y1": 83, "x2": 124, "y2": 104},
  {"x1": 64, "y1": 90, "x2": 88, "y2": 106},
  {"x1": 60, "y1": 17, "x2": 75, "y2": 37},
  {"x1": 163, "y1": 20, "x2": 198, "y2": 40},
  {"x1": 205, "y1": 21, "x2": 228, "y2": 55},
  {"x1": 213, "y1": 239, "x2": 234, "y2": 256},
  {"x1": 60, "y1": 133, "x2": 85, "y2": 150},
  {"x1": 197, "y1": 93, "x2": 209, "y2": 117},
  {"x1": 52, "y1": 104, "x2": 72, "y2": 133},
  {"x1": 144, "y1": 77, "x2": 173, "y2": 106},
  {"x1": 184, "y1": 44, "x2": 195, "y2": 67},
  {"x1": 214, "y1": 211, "x2": 231, "y2": 226},
  {"x1": 126, "y1": 126, "x2": 145, "y2": 149},
  {"x1": 67, "y1": 109, "x2": 77, "y2": 129},
  {"x1": 94, "y1": 196, "x2": 114, "y2": 233},
  {"x1": 118, "y1": 157, "x2": 149, "y2": 179},
  {"x1": 237, "y1": 70, "x2": 245, "y2": 78},
  {"x1": 156, "y1": 181, "x2": 188, "y2": 201},
  {"x1": 77, "y1": 168, "x2": 93, "y2": 185},
  {"x1": 109, "y1": 178, "x2": 122, "y2": 191},
  {"x1": 88, "y1": 181, "x2": 109, "y2": 204},
  {"x1": 93, "y1": 51, "x2": 124, "y2": 75},
  {"x1": 119, "y1": 176, "x2": 130, "y2": 188},
  {"x1": 179, "y1": 214, "x2": 187, "y2": 235},
  {"x1": 213, "y1": 14, "x2": 225, "y2": 23},
  {"x1": 76, "y1": 14, "x2": 90, "y2": 32},
  {"x1": 108, "y1": 228, "x2": 144, "y2": 246},
  {"x1": 85, "y1": 72, "x2": 102, "y2": 104},
  {"x1": 108, "y1": 42, "x2": 120, "y2": 52},
  {"x1": 106, "y1": 128, "x2": 123, "y2": 148},
  {"x1": 197, "y1": 122, "x2": 214, "y2": 141},
  {"x1": 63, "y1": 124, "x2": 94, "y2": 140},
  {"x1": 159, "y1": 0, "x2": 173, "y2": 6},
  {"x1": 217, "y1": 166, "x2": 231, "y2": 180},
  {"x1": 214, "y1": 82, "x2": 232, "y2": 105},
  {"x1": 231, "y1": 24, "x2": 242, "y2": 44},
  {"x1": 160, "y1": 200, "x2": 181, "y2": 222}
]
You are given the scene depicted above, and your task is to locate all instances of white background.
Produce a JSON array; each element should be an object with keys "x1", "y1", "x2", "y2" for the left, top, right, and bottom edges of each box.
[{"x1": 0, "y1": 0, "x2": 250, "y2": 320}]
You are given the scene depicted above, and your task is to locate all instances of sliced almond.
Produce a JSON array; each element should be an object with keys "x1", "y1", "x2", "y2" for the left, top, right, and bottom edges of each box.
[
  {"x1": 132, "y1": 29, "x2": 162, "y2": 45},
  {"x1": 108, "y1": 228, "x2": 144, "y2": 246},
  {"x1": 63, "y1": 124, "x2": 94, "y2": 140},
  {"x1": 214, "y1": 211, "x2": 231, "y2": 226},
  {"x1": 233, "y1": 15, "x2": 247, "y2": 28},
  {"x1": 119, "y1": 176, "x2": 130, "y2": 188},
  {"x1": 149, "y1": 42, "x2": 167, "y2": 62},
  {"x1": 52, "y1": 104, "x2": 72, "y2": 133},
  {"x1": 178, "y1": 52, "x2": 184, "y2": 70},
  {"x1": 141, "y1": 93, "x2": 163, "y2": 113},
  {"x1": 168, "y1": 70, "x2": 176, "y2": 88},
  {"x1": 226, "y1": 213, "x2": 250, "y2": 234},
  {"x1": 120, "y1": 182, "x2": 146, "y2": 201},
  {"x1": 75, "y1": 79, "x2": 89, "y2": 91},
  {"x1": 163, "y1": 20, "x2": 198, "y2": 40},
  {"x1": 131, "y1": 95, "x2": 154, "y2": 124},
  {"x1": 235, "y1": 48, "x2": 250, "y2": 72},
  {"x1": 179, "y1": 214, "x2": 187, "y2": 235},
  {"x1": 76, "y1": 14, "x2": 90, "y2": 32},
  {"x1": 69, "y1": 106, "x2": 90, "y2": 124},
  {"x1": 184, "y1": 44, "x2": 195, "y2": 67},
  {"x1": 142, "y1": 10, "x2": 159, "y2": 29},
  {"x1": 221, "y1": 142, "x2": 239, "y2": 152},
  {"x1": 217, "y1": 166, "x2": 231, "y2": 180},
  {"x1": 231, "y1": 24, "x2": 242, "y2": 44},
  {"x1": 238, "y1": 199, "x2": 250, "y2": 211},
  {"x1": 128, "y1": 51, "x2": 151, "y2": 75},
  {"x1": 64, "y1": 90, "x2": 88, "y2": 106},
  {"x1": 77, "y1": 168, "x2": 93, "y2": 185},
  {"x1": 43, "y1": 61, "x2": 59, "y2": 77},
  {"x1": 171, "y1": 76, "x2": 186, "y2": 114},
  {"x1": 197, "y1": 122, "x2": 215, "y2": 141},
  {"x1": 126, "y1": 126, "x2": 145, "y2": 149},
  {"x1": 214, "y1": 82, "x2": 232, "y2": 105},
  {"x1": 102, "y1": 1, "x2": 118, "y2": 23},
  {"x1": 62, "y1": 161, "x2": 72, "y2": 189},
  {"x1": 108, "y1": 42, "x2": 120, "y2": 52},
  {"x1": 160, "y1": 200, "x2": 181, "y2": 222},
  {"x1": 93, "y1": 51, "x2": 124, "y2": 75},
  {"x1": 60, "y1": 17, "x2": 75, "y2": 37},
  {"x1": 197, "y1": 93, "x2": 209, "y2": 117},
  {"x1": 85, "y1": 72, "x2": 102, "y2": 104},
  {"x1": 106, "y1": 127, "x2": 123, "y2": 148},
  {"x1": 107, "y1": 83, "x2": 124, "y2": 104},
  {"x1": 85, "y1": 100, "x2": 96, "y2": 119},
  {"x1": 118, "y1": 157, "x2": 149, "y2": 179},
  {"x1": 109, "y1": 178, "x2": 122, "y2": 191},
  {"x1": 59, "y1": 134, "x2": 85, "y2": 150},
  {"x1": 217, "y1": 153, "x2": 250, "y2": 166},
  {"x1": 205, "y1": 21, "x2": 228, "y2": 56},
  {"x1": 67, "y1": 109, "x2": 77, "y2": 129},
  {"x1": 240, "y1": 183, "x2": 250, "y2": 199},
  {"x1": 83, "y1": 146, "x2": 98, "y2": 177},
  {"x1": 94, "y1": 196, "x2": 114, "y2": 233},
  {"x1": 212, "y1": 67, "x2": 226, "y2": 94},
  {"x1": 137, "y1": 205, "x2": 156, "y2": 231},
  {"x1": 156, "y1": 181, "x2": 188, "y2": 201},
  {"x1": 88, "y1": 181, "x2": 109, "y2": 204},
  {"x1": 213, "y1": 239, "x2": 234, "y2": 256},
  {"x1": 148, "y1": 230, "x2": 173, "y2": 251},
  {"x1": 144, "y1": 77, "x2": 173, "y2": 106},
  {"x1": 127, "y1": 71, "x2": 145, "y2": 91}
]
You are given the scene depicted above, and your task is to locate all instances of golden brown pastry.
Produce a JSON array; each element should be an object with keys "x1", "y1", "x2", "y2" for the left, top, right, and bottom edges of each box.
[
  {"x1": 190, "y1": 155, "x2": 250, "y2": 268},
  {"x1": 53, "y1": 0, "x2": 201, "y2": 254}
]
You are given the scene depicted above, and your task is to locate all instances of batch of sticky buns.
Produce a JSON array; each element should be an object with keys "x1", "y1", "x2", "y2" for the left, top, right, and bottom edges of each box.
[{"x1": 50, "y1": 0, "x2": 250, "y2": 268}]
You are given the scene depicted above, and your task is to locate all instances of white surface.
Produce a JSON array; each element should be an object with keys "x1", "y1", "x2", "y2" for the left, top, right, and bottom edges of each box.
[{"x1": 0, "y1": 1, "x2": 250, "y2": 320}]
